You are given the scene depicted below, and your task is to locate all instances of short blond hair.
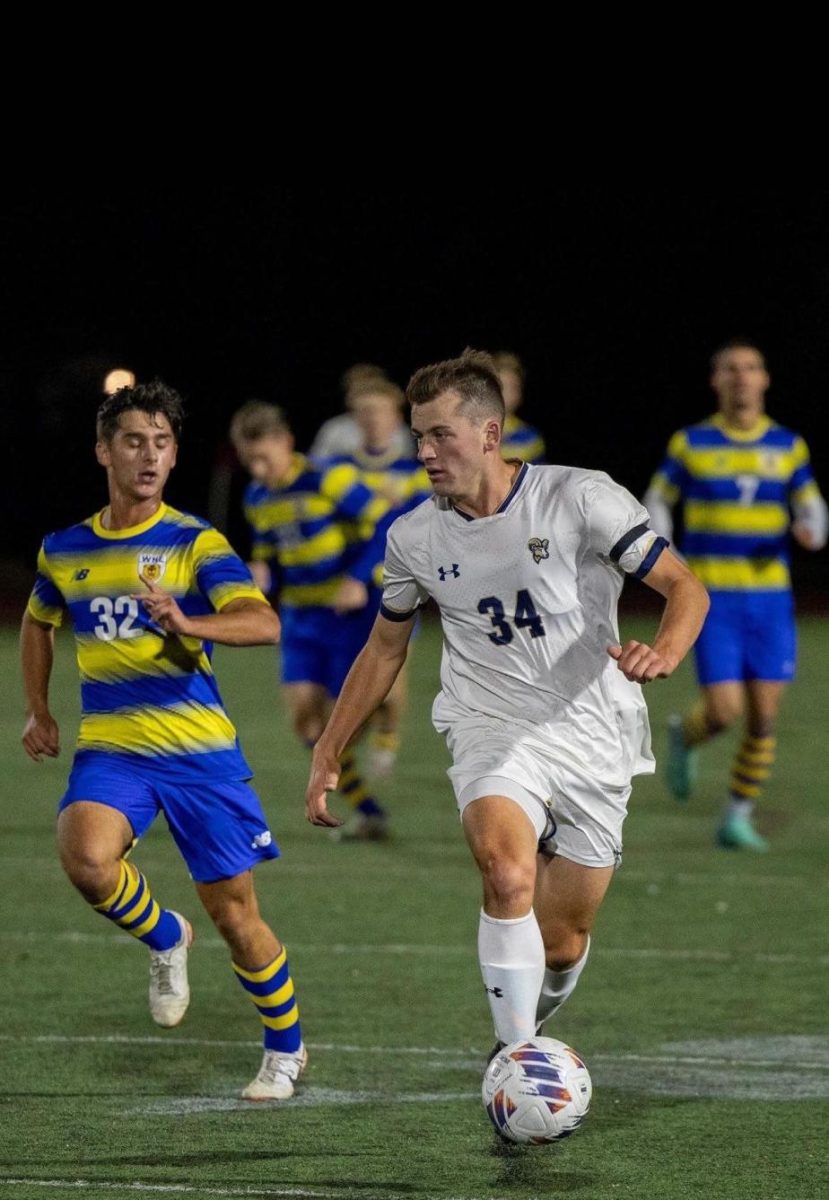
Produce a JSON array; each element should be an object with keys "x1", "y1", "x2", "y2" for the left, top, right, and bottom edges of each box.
[{"x1": 229, "y1": 400, "x2": 291, "y2": 447}]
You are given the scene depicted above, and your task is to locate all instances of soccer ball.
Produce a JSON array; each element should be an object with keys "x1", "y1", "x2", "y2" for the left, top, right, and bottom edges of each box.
[{"x1": 482, "y1": 1036, "x2": 592, "y2": 1144}]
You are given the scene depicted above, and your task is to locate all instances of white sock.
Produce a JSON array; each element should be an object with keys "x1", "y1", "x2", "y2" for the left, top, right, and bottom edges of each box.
[
  {"x1": 726, "y1": 797, "x2": 754, "y2": 821},
  {"x1": 535, "y1": 935, "x2": 591, "y2": 1029},
  {"x1": 478, "y1": 909, "x2": 545, "y2": 1045}
]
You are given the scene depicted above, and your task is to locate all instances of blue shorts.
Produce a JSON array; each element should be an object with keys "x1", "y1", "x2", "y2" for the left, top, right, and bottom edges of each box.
[
  {"x1": 280, "y1": 602, "x2": 378, "y2": 696},
  {"x1": 694, "y1": 591, "x2": 797, "y2": 686},
  {"x1": 59, "y1": 754, "x2": 280, "y2": 884}
]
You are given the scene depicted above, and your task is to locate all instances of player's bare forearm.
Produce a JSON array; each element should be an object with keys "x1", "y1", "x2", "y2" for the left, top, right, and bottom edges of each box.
[
  {"x1": 608, "y1": 548, "x2": 709, "y2": 683},
  {"x1": 180, "y1": 600, "x2": 281, "y2": 646},
  {"x1": 306, "y1": 613, "x2": 414, "y2": 826},
  {"x1": 648, "y1": 560, "x2": 709, "y2": 669},
  {"x1": 134, "y1": 574, "x2": 280, "y2": 645},
  {"x1": 20, "y1": 612, "x2": 60, "y2": 760}
]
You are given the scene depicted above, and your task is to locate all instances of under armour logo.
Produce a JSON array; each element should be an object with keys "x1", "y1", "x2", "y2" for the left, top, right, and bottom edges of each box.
[
  {"x1": 74, "y1": 568, "x2": 91, "y2": 581},
  {"x1": 485, "y1": 985, "x2": 504, "y2": 998},
  {"x1": 438, "y1": 564, "x2": 460, "y2": 580}
]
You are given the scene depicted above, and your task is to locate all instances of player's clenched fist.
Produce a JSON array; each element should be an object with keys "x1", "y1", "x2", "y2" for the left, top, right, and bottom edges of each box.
[
  {"x1": 22, "y1": 711, "x2": 60, "y2": 762},
  {"x1": 607, "y1": 640, "x2": 677, "y2": 684}
]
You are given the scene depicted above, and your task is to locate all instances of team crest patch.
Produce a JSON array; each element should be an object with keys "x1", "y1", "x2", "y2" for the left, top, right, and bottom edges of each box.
[
  {"x1": 138, "y1": 552, "x2": 167, "y2": 583},
  {"x1": 528, "y1": 537, "x2": 549, "y2": 564}
]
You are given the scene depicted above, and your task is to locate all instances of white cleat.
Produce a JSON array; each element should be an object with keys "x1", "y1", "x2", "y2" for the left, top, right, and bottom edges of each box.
[
  {"x1": 242, "y1": 1043, "x2": 308, "y2": 1101},
  {"x1": 148, "y1": 912, "x2": 193, "y2": 1028}
]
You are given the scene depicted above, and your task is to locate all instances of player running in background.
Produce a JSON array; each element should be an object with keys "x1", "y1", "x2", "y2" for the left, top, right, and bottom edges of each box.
[
  {"x1": 644, "y1": 339, "x2": 827, "y2": 850},
  {"x1": 307, "y1": 349, "x2": 708, "y2": 1058},
  {"x1": 492, "y1": 352, "x2": 546, "y2": 464},
  {"x1": 230, "y1": 400, "x2": 394, "y2": 840},
  {"x1": 21, "y1": 380, "x2": 306, "y2": 1101},
  {"x1": 310, "y1": 362, "x2": 415, "y2": 460},
  {"x1": 337, "y1": 378, "x2": 431, "y2": 778}
]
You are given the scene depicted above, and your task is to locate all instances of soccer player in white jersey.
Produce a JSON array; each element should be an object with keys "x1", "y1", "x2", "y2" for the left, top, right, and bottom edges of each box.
[{"x1": 306, "y1": 349, "x2": 709, "y2": 1058}]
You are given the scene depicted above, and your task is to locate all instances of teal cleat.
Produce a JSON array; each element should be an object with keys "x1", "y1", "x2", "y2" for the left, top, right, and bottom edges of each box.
[
  {"x1": 666, "y1": 714, "x2": 696, "y2": 802},
  {"x1": 716, "y1": 814, "x2": 769, "y2": 852}
]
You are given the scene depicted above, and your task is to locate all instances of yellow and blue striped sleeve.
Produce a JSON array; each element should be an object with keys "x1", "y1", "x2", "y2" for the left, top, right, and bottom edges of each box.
[
  {"x1": 647, "y1": 429, "x2": 688, "y2": 503},
  {"x1": 789, "y1": 435, "x2": 823, "y2": 504},
  {"x1": 192, "y1": 528, "x2": 268, "y2": 611},
  {"x1": 27, "y1": 543, "x2": 66, "y2": 627},
  {"x1": 320, "y1": 463, "x2": 389, "y2": 528}
]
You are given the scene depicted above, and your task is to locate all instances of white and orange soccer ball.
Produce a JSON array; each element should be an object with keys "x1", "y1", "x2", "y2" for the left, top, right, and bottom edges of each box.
[{"x1": 482, "y1": 1036, "x2": 592, "y2": 1144}]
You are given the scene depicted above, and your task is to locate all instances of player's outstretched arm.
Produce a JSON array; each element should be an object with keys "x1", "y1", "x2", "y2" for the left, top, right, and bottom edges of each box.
[
  {"x1": 20, "y1": 611, "x2": 60, "y2": 762},
  {"x1": 133, "y1": 574, "x2": 280, "y2": 646},
  {"x1": 306, "y1": 611, "x2": 415, "y2": 827},
  {"x1": 607, "y1": 546, "x2": 709, "y2": 684}
]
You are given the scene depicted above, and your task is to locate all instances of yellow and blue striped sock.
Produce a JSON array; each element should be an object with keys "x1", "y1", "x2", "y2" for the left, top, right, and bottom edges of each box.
[
  {"x1": 93, "y1": 860, "x2": 182, "y2": 951},
  {"x1": 730, "y1": 734, "x2": 776, "y2": 802},
  {"x1": 233, "y1": 946, "x2": 302, "y2": 1052},
  {"x1": 339, "y1": 748, "x2": 384, "y2": 817}
]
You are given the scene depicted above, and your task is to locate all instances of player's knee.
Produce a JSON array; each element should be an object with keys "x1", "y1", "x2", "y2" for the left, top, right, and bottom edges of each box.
[
  {"x1": 705, "y1": 700, "x2": 742, "y2": 732},
  {"x1": 479, "y1": 854, "x2": 535, "y2": 909},
  {"x1": 59, "y1": 844, "x2": 118, "y2": 900}
]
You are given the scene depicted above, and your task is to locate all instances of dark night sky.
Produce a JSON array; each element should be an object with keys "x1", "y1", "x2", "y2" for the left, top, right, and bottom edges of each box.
[{"x1": 3, "y1": 187, "x2": 828, "y2": 588}]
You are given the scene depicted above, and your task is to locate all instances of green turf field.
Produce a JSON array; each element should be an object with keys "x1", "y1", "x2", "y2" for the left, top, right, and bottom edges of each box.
[{"x1": 1, "y1": 611, "x2": 827, "y2": 1200}]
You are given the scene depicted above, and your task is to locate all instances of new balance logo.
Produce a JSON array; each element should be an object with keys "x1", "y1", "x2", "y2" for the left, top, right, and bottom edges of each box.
[
  {"x1": 484, "y1": 985, "x2": 504, "y2": 998},
  {"x1": 438, "y1": 564, "x2": 460, "y2": 580},
  {"x1": 74, "y1": 568, "x2": 91, "y2": 581}
]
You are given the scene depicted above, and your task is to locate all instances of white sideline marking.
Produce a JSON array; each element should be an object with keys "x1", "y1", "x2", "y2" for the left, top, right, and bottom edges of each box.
[
  {"x1": 3, "y1": 1034, "x2": 829, "y2": 1104},
  {"x1": 2, "y1": 930, "x2": 827, "y2": 966},
  {"x1": 135, "y1": 1087, "x2": 475, "y2": 1115},
  {"x1": 0, "y1": 1182, "x2": 341, "y2": 1198}
]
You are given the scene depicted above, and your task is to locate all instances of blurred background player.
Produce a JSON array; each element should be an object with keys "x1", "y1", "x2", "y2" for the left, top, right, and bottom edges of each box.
[
  {"x1": 21, "y1": 380, "x2": 306, "y2": 1101},
  {"x1": 310, "y1": 362, "x2": 415, "y2": 460},
  {"x1": 644, "y1": 339, "x2": 827, "y2": 850},
  {"x1": 492, "y1": 352, "x2": 546, "y2": 464},
  {"x1": 334, "y1": 377, "x2": 431, "y2": 777},
  {"x1": 230, "y1": 400, "x2": 394, "y2": 840}
]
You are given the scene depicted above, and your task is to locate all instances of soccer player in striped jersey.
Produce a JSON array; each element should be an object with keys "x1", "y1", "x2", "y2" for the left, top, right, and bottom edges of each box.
[
  {"x1": 493, "y1": 352, "x2": 546, "y2": 464},
  {"x1": 644, "y1": 340, "x2": 828, "y2": 850},
  {"x1": 21, "y1": 381, "x2": 306, "y2": 1101},
  {"x1": 230, "y1": 400, "x2": 394, "y2": 840},
  {"x1": 306, "y1": 349, "x2": 709, "y2": 1066},
  {"x1": 339, "y1": 379, "x2": 431, "y2": 779}
]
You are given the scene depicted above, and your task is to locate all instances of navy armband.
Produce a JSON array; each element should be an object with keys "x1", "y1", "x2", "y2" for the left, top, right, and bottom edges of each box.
[
  {"x1": 609, "y1": 522, "x2": 650, "y2": 564},
  {"x1": 634, "y1": 536, "x2": 669, "y2": 579},
  {"x1": 380, "y1": 603, "x2": 418, "y2": 623}
]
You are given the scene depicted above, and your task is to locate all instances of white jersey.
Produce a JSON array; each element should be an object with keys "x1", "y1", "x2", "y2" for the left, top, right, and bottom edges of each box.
[{"x1": 381, "y1": 463, "x2": 667, "y2": 787}]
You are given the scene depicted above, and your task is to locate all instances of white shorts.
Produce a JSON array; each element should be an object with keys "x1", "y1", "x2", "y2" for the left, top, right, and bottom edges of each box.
[{"x1": 444, "y1": 714, "x2": 630, "y2": 869}]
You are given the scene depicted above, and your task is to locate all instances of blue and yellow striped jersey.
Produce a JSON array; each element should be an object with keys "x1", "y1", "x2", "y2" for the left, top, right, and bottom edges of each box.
[
  {"x1": 334, "y1": 449, "x2": 432, "y2": 592},
  {"x1": 27, "y1": 504, "x2": 265, "y2": 779},
  {"x1": 502, "y1": 414, "x2": 546, "y2": 464},
  {"x1": 647, "y1": 414, "x2": 822, "y2": 592},
  {"x1": 337, "y1": 447, "x2": 431, "y2": 518},
  {"x1": 243, "y1": 453, "x2": 390, "y2": 610}
]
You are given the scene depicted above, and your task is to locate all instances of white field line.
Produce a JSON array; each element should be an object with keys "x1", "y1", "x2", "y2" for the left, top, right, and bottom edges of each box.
[
  {"x1": 2, "y1": 1033, "x2": 829, "y2": 1074},
  {"x1": 1, "y1": 930, "x2": 827, "y2": 966},
  {"x1": 0, "y1": 1181, "x2": 378, "y2": 1199}
]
